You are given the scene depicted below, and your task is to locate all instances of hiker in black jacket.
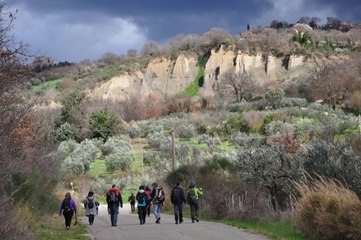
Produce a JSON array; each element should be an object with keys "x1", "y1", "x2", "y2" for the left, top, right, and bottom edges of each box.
[{"x1": 170, "y1": 182, "x2": 186, "y2": 224}]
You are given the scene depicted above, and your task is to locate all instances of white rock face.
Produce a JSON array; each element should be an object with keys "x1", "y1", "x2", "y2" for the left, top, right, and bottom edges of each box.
[
  {"x1": 288, "y1": 55, "x2": 304, "y2": 69},
  {"x1": 91, "y1": 71, "x2": 150, "y2": 101},
  {"x1": 89, "y1": 47, "x2": 316, "y2": 101}
]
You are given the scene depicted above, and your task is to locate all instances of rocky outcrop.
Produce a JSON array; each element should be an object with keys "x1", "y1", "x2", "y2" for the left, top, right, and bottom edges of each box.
[
  {"x1": 91, "y1": 71, "x2": 150, "y2": 101},
  {"x1": 287, "y1": 55, "x2": 305, "y2": 70},
  {"x1": 89, "y1": 46, "x2": 317, "y2": 101},
  {"x1": 144, "y1": 55, "x2": 198, "y2": 95}
]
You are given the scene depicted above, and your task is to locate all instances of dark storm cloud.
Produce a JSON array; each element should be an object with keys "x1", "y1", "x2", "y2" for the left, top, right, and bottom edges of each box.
[
  {"x1": 303, "y1": 0, "x2": 361, "y2": 21},
  {"x1": 7, "y1": 0, "x2": 361, "y2": 61},
  {"x1": 10, "y1": 0, "x2": 273, "y2": 40}
]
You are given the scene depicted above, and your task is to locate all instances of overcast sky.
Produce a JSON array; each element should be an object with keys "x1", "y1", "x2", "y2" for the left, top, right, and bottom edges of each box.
[{"x1": 7, "y1": 0, "x2": 361, "y2": 62}]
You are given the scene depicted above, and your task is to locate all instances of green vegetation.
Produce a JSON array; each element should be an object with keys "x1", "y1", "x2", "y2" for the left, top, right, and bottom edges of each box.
[
  {"x1": 88, "y1": 158, "x2": 109, "y2": 177},
  {"x1": 225, "y1": 220, "x2": 305, "y2": 240},
  {"x1": 184, "y1": 65, "x2": 205, "y2": 97},
  {"x1": 32, "y1": 78, "x2": 63, "y2": 93},
  {"x1": 34, "y1": 214, "x2": 87, "y2": 240},
  {"x1": 180, "y1": 138, "x2": 208, "y2": 149}
]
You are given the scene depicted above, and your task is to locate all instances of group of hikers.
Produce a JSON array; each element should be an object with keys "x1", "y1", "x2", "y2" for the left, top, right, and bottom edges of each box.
[{"x1": 58, "y1": 181, "x2": 203, "y2": 229}]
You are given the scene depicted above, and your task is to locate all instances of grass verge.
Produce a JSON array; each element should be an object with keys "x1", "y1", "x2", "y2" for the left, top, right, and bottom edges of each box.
[
  {"x1": 224, "y1": 219, "x2": 306, "y2": 240},
  {"x1": 34, "y1": 214, "x2": 88, "y2": 240}
]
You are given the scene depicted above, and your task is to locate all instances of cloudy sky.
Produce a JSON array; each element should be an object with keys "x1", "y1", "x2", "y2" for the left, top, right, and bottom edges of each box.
[{"x1": 7, "y1": 0, "x2": 361, "y2": 62}]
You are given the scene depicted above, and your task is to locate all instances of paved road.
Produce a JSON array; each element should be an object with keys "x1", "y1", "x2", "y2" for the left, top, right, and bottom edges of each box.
[{"x1": 81, "y1": 204, "x2": 270, "y2": 240}]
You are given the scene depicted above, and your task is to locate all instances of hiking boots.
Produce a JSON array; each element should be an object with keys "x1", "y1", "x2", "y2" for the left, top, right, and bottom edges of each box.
[{"x1": 195, "y1": 217, "x2": 199, "y2": 222}]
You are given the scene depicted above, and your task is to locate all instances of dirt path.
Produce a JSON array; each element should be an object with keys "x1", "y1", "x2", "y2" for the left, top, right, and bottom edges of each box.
[{"x1": 81, "y1": 204, "x2": 271, "y2": 240}]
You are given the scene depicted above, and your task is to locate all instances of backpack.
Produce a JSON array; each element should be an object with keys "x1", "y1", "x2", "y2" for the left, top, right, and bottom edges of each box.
[
  {"x1": 87, "y1": 197, "x2": 94, "y2": 209},
  {"x1": 137, "y1": 192, "x2": 146, "y2": 205},
  {"x1": 63, "y1": 198, "x2": 71, "y2": 211},
  {"x1": 110, "y1": 191, "x2": 118, "y2": 204},
  {"x1": 171, "y1": 187, "x2": 181, "y2": 204},
  {"x1": 155, "y1": 189, "x2": 165, "y2": 203},
  {"x1": 187, "y1": 188, "x2": 197, "y2": 202}
]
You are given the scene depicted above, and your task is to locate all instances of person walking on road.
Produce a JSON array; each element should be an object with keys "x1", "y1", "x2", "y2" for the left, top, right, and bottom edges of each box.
[
  {"x1": 59, "y1": 192, "x2": 77, "y2": 230},
  {"x1": 84, "y1": 191, "x2": 99, "y2": 225},
  {"x1": 150, "y1": 183, "x2": 165, "y2": 224},
  {"x1": 187, "y1": 181, "x2": 203, "y2": 223},
  {"x1": 128, "y1": 193, "x2": 136, "y2": 213},
  {"x1": 106, "y1": 184, "x2": 123, "y2": 226},
  {"x1": 136, "y1": 185, "x2": 148, "y2": 224},
  {"x1": 171, "y1": 182, "x2": 186, "y2": 224},
  {"x1": 144, "y1": 186, "x2": 152, "y2": 217}
]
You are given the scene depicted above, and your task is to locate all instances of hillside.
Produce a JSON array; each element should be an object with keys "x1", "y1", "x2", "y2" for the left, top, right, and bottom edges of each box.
[{"x1": 3, "y1": 12, "x2": 361, "y2": 239}]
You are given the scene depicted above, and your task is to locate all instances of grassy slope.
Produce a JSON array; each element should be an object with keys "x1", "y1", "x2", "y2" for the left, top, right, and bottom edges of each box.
[
  {"x1": 32, "y1": 78, "x2": 63, "y2": 93},
  {"x1": 35, "y1": 214, "x2": 87, "y2": 240}
]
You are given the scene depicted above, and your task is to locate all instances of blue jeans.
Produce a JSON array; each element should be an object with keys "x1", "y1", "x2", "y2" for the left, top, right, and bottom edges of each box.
[
  {"x1": 153, "y1": 203, "x2": 162, "y2": 219},
  {"x1": 110, "y1": 206, "x2": 119, "y2": 226}
]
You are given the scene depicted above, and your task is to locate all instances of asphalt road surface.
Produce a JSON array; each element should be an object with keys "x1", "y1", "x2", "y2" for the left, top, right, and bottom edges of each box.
[{"x1": 81, "y1": 204, "x2": 271, "y2": 240}]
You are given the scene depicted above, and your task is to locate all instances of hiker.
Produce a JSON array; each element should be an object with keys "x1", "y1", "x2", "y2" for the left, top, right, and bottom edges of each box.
[
  {"x1": 128, "y1": 193, "x2": 136, "y2": 213},
  {"x1": 144, "y1": 186, "x2": 152, "y2": 217},
  {"x1": 150, "y1": 183, "x2": 165, "y2": 224},
  {"x1": 171, "y1": 182, "x2": 186, "y2": 224},
  {"x1": 106, "y1": 184, "x2": 123, "y2": 226},
  {"x1": 187, "y1": 181, "x2": 203, "y2": 223},
  {"x1": 58, "y1": 192, "x2": 77, "y2": 230},
  {"x1": 136, "y1": 185, "x2": 148, "y2": 224},
  {"x1": 84, "y1": 191, "x2": 99, "y2": 225}
]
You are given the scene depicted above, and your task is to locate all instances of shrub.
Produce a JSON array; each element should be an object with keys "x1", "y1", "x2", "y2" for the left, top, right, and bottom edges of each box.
[
  {"x1": 55, "y1": 122, "x2": 76, "y2": 141},
  {"x1": 55, "y1": 139, "x2": 78, "y2": 161},
  {"x1": 265, "y1": 87, "x2": 285, "y2": 109},
  {"x1": 102, "y1": 137, "x2": 135, "y2": 171},
  {"x1": 177, "y1": 124, "x2": 196, "y2": 139},
  {"x1": 293, "y1": 178, "x2": 361, "y2": 240},
  {"x1": 148, "y1": 132, "x2": 168, "y2": 149},
  {"x1": 63, "y1": 139, "x2": 100, "y2": 175},
  {"x1": 89, "y1": 110, "x2": 120, "y2": 141},
  {"x1": 124, "y1": 125, "x2": 141, "y2": 138}
]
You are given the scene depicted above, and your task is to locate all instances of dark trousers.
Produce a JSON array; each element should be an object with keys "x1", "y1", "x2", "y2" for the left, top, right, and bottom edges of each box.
[
  {"x1": 138, "y1": 206, "x2": 147, "y2": 224},
  {"x1": 173, "y1": 203, "x2": 183, "y2": 223},
  {"x1": 88, "y1": 215, "x2": 94, "y2": 224},
  {"x1": 130, "y1": 203, "x2": 135, "y2": 213},
  {"x1": 189, "y1": 200, "x2": 199, "y2": 222},
  {"x1": 63, "y1": 210, "x2": 74, "y2": 227},
  {"x1": 146, "y1": 203, "x2": 151, "y2": 216}
]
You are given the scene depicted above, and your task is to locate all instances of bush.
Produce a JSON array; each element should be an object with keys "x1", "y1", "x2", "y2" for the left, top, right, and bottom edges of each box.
[
  {"x1": 177, "y1": 124, "x2": 196, "y2": 139},
  {"x1": 63, "y1": 139, "x2": 100, "y2": 175},
  {"x1": 55, "y1": 122, "x2": 76, "y2": 141},
  {"x1": 148, "y1": 132, "x2": 168, "y2": 149},
  {"x1": 89, "y1": 110, "x2": 120, "y2": 141},
  {"x1": 293, "y1": 178, "x2": 361, "y2": 240},
  {"x1": 102, "y1": 137, "x2": 135, "y2": 171}
]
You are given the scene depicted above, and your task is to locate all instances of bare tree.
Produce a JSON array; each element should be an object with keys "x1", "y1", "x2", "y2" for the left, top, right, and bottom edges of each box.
[
  {"x1": 307, "y1": 61, "x2": 359, "y2": 109},
  {"x1": 141, "y1": 40, "x2": 160, "y2": 57},
  {"x1": 219, "y1": 70, "x2": 255, "y2": 103}
]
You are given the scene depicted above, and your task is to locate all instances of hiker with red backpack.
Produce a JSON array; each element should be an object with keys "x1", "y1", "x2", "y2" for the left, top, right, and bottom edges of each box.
[
  {"x1": 136, "y1": 185, "x2": 148, "y2": 224},
  {"x1": 187, "y1": 181, "x2": 203, "y2": 223},
  {"x1": 106, "y1": 184, "x2": 123, "y2": 226},
  {"x1": 59, "y1": 192, "x2": 77, "y2": 230},
  {"x1": 83, "y1": 191, "x2": 99, "y2": 225},
  {"x1": 150, "y1": 183, "x2": 165, "y2": 224},
  {"x1": 171, "y1": 182, "x2": 186, "y2": 224}
]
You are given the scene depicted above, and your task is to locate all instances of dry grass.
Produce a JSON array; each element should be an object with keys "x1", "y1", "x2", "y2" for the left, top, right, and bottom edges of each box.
[{"x1": 293, "y1": 178, "x2": 361, "y2": 240}]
